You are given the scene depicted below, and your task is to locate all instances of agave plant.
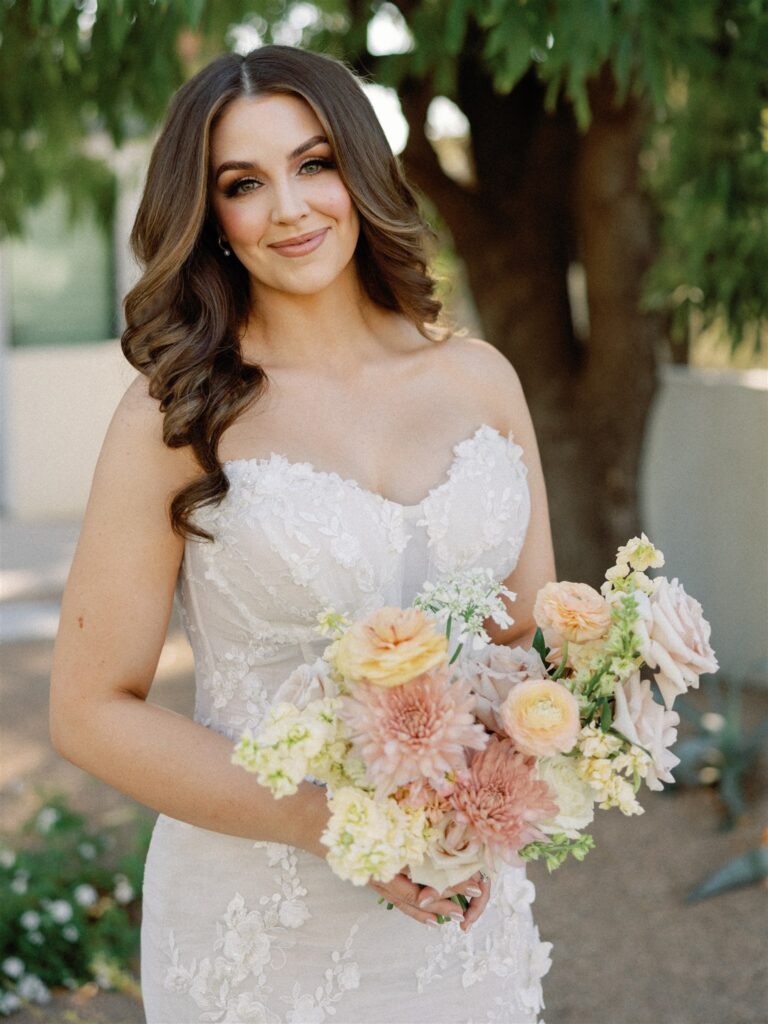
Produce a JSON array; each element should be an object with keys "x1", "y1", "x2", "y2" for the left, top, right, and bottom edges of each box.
[
  {"x1": 687, "y1": 840, "x2": 768, "y2": 902},
  {"x1": 671, "y1": 679, "x2": 768, "y2": 830}
]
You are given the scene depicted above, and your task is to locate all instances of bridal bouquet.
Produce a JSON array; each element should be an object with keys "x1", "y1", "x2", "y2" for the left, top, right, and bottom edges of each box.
[{"x1": 232, "y1": 533, "x2": 718, "y2": 895}]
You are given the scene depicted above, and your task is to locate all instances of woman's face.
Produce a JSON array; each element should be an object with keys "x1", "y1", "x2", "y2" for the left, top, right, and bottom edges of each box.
[{"x1": 209, "y1": 92, "x2": 360, "y2": 298}]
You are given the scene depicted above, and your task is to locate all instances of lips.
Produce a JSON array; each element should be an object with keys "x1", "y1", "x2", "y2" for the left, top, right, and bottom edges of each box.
[{"x1": 269, "y1": 228, "x2": 328, "y2": 250}]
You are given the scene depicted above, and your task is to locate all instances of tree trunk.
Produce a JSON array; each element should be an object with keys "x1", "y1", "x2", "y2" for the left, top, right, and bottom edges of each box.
[{"x1": 398, "y1": 53, "x2": 664, "y2": 585}]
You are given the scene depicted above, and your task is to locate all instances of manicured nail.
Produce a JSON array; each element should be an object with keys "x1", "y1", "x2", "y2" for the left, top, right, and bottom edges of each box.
[
  {"x1": 449, "y1": 912, "x2": 464, "y2": 922},
  {"x1": 465, "y1": 887, "x2": 482, "y2": 897},
  {"x1": 418, "y1": 896, "x2": 433, "y2": 908},
  {"x1": 425, "y1": 919, "x2": 438, "y2": 927}
]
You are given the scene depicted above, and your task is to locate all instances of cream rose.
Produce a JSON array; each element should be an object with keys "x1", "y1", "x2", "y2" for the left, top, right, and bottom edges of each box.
[
  {"x1": 533, "y1": 581, "x2": 612, "y2": 644},
  {"x1": 535, "y1": 755, "x2": 596, "y2": 838},
  {"x1": 501, "y1": 679, "x2": 581, "y2": 757},
  {"x1": 635, "y1": 577, "x2": 719, "y2": 709},
  {"x1": 613, "y1": 671, "x2": 680, "y2": 790},
  {"x1": 333, "y1": 607, "x2": 448, "y2": 688},
  {"x1": 463, "y1": 644, "x2": 549, "y2": 733},
  {"x1": 273, "y1": 657, "x2": 340, "y2": 708},
  {"x1": 408, "y1": 816, "x2": 486, "y2": 894}
]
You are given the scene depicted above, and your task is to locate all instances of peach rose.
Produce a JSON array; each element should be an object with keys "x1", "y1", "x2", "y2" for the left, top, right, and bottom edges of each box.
[
  {"x1": 533, "y1": 581, "x2": 611, "y2": 644},
  {"x1": 334, "y1": 607, "x2": 448, "y2": 688},
  {"x1": 501, "y1": 679, "x2": 581, "y2": 757}
]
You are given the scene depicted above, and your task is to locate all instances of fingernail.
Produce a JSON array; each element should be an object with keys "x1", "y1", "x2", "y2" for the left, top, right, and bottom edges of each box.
[
  {"x1": 465, "y1": 887, "x2": 482, "y2": 897},
  {"x1": 425, "y1": 919, "x2": 439, "y2": 927},
  {"x1": 449, "y1": 912, "x2": 464, "y2": 922},
  {"x1": 418, "y1": 897, "x2": 433, "y2": 908}
]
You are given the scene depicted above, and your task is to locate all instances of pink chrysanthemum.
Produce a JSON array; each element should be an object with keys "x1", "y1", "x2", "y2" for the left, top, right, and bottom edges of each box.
[
  {"x1": 449, "y1": 735, "x2": 558, "y2": 869},
  {"x1": 339, "y1": 666, "x2": 488, "y2": 799}
]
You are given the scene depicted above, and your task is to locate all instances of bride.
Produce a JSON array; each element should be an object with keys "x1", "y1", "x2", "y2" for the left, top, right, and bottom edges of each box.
[{"x1": 50, "y1": 44, "x2": 557, "y2": 1024}]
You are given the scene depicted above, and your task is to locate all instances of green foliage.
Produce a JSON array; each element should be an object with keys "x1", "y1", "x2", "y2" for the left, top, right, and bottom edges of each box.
[
  {"x1": 519, "y1": 831, "x2": 596, "y2": 871},
  {"x1": 672, "y1": 680, "x2": 768, "y2": 829},
  {"x1": 2, "y1": 0, "x2": 766, "y2": 346},
  {"x1": 0, "y1": 792, "x2": 151, "y2": 1016}
]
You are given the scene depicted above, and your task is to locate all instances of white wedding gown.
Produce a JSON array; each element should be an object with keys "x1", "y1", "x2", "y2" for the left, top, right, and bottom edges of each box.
[{"x1": 140, "y1": 424, "x2": 552, "y2": 1024}]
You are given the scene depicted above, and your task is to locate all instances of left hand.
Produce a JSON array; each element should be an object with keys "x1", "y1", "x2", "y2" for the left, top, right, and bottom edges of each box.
[{"x1": 414, "y1": 870, "x2": 492, "y2": 932}]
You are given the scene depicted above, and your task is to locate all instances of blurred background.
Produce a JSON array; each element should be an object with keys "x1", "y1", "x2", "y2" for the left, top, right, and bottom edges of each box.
[{"x1": 0, "y1": 1, "x2": 766, "y2": 1021}]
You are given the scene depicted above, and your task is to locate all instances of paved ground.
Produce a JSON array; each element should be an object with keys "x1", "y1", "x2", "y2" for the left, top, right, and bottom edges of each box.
[{"x1": 1, "y1": 516, "x2": 767, "y2": 1024}]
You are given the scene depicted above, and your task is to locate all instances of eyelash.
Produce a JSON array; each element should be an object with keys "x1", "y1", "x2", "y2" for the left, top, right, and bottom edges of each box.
[{"x1": 223, "y1": 158, "x2": 336, "y2": 198}]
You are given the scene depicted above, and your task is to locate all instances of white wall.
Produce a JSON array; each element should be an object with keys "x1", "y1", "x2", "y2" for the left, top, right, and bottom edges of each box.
[
  {"x1": 3, "y1": 348, "x2": 767, "y2": 686},
  {"x1": 5, "y1": 340, "x2": 134, "y2": 518},
  {"x1": 639, "y1": 365, "x2": 768, "y2": 688}
]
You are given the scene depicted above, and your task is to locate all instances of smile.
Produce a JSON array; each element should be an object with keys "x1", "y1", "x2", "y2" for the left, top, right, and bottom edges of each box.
[{"x1": 268, "y1": 228, "x2": 329, "y2": 258}]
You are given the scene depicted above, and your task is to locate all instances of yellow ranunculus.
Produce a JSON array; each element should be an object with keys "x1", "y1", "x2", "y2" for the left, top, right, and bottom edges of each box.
[{"x1": 501, "y1": 679, "x2": 581, "y2": 757}]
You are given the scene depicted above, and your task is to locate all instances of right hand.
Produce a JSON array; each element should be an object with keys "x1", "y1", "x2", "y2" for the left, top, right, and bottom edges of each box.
[{"x1": 367, "y1": 870, "x2": 484, "y2": 928}]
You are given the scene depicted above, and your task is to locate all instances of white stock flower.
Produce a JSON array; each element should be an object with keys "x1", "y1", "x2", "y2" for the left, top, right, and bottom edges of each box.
[
  {"x1": 613, "y1": 672, "x2": 680, "y2": 790},
  {"x1": 63, "y1": 925, "x2": 79, "y2": 942},
  {"x1": 321, "y1": 787, "x2": 428, "y2": 886},
  {"x1": 19, "y1": 910, "x2": 41, "y2": 931},
  {"x1": 233, "y1": 699, "x2": 343, "y2": 799},
  {"x1": 0, "y1": 849, "x2": 16, "y2": 869},
  {"x1": 77, "y1": 842, "x2": 97, "y2": 860},
  {"x1": 535, "y1": 756, "x2": 596, "y2": 838}
]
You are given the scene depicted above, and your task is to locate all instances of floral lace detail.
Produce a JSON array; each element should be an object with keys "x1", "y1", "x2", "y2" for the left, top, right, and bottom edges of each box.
[
  {"x1": 282, "y1": 921, "x2": 365, "y2": 1023},
  {"x1": 419, "y1": 425, "x2": 531, "y2": 576},
  {"x1": 416, "y1": 869, "x2": 550, "y2": 1023},
  {"x1": 162, "y1": 891, "x2": 294, "y2": 1022}
]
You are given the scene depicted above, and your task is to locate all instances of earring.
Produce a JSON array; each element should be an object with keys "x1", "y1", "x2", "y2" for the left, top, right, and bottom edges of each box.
[{"x1": 218, "y1": 234, "x2": 231, "y2": 257}]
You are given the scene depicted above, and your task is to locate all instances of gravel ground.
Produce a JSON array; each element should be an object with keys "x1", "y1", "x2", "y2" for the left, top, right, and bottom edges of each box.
[{"x1": 1, "y1": 625, "x2": 766, "y2": 1024}]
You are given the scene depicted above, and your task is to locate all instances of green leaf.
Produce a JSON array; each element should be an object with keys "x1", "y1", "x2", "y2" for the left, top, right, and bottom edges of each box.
[
  {"x1": 600, "y1": 700, "x2": 613, "y2": 733},
  {"x1": 532, "y1": 628, "x2": 548, "y2": 663}
]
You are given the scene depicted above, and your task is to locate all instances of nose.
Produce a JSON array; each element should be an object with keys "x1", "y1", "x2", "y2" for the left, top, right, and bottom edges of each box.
[{"x1": 269, "y1": 175, "x2": 310, "y2": 225}]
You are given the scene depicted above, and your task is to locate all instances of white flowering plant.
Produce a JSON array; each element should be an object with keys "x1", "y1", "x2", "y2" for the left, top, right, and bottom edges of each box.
[{"x1": 0, "y1": 792, "x2": 148, "y2": 1016}]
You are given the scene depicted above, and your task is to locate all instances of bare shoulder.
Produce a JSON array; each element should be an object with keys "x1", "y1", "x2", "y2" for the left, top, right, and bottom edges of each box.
[
  {"x1": 102, "y1": 373, "x2": 201, "y2": 489},
  {"x1": 430, "y1": 333, "x2": 527, "y2": 430}
]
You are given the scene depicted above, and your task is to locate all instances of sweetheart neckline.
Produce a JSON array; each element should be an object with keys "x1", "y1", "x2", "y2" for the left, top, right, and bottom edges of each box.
[{"x1": 222, "y1": 423, "x2": 514, "y2": 512}]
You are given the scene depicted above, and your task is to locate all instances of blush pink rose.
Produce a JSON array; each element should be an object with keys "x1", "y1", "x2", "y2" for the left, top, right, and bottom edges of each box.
[
  {"x1": 463, "y1": 644, "x2": 550, "y2": 733},
  {"x1": 634, "y1": 578, "x2": 719, "y2": 709}
]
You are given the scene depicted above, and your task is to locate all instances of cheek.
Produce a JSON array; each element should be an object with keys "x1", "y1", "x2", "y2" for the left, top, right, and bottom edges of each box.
[
  {"x1": 215, "y1": 202, "x2": 269, "y2": 244},
  {"x1": 321, "y1": 180, "x2": 358, "y2": 231}
]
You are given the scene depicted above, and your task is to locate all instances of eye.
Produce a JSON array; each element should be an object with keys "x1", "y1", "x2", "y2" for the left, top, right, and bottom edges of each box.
[
  {"x1": 299, "y1": 158, "x2": 335, "y2": 175},
  {"x1": 223, "y1": 176, "x2": 261, "y2": 198}
]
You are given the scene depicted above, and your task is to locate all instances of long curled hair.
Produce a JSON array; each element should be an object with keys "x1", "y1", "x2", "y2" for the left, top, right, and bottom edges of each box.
[{"x1": 122, "y1": 44, "x2": 448, "y2": 542}]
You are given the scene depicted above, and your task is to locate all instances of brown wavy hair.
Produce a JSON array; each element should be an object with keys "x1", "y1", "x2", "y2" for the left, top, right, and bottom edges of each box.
[{"x1": 121, "y1": 44, "x2": 448, "y2": 542}]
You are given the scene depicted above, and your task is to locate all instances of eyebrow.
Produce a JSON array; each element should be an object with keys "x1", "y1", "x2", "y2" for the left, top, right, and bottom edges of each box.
[{"x1": 214, "y1": 134, "x2": 330, "y2": 183}]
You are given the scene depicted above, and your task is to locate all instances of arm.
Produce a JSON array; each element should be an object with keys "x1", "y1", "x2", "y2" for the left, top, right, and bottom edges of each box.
[{"x1": 49, "y1": 375, "x2": 329, "y2": 857}]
